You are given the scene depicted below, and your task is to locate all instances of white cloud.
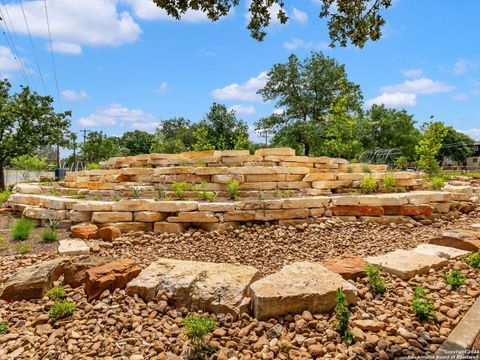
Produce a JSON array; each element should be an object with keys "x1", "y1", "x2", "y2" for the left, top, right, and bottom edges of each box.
[
  {"x1": 381, "y1": 77, "x2": 454, "y2": 95},
  {"x1": 153, "y1": 81, "x2": 168, "y2": 94},
  {"x1": 452, "y1": 58, "x2": 478, "y2": 75},
  {"x1": 0, "y1": 46, "x2": 23, "y2": 77},
  {"x1": 291, "y1": 8, "x2": 308, "y2": 25},
  {"x1": 61, "y1": 90, "x2": 89, "y2": 101},
  {"x1": 124, "y1": 0, "x2": 210, "y2": 22},
  {"x1": 452, "y1": 92, "x2": 469, "y2": 101},
  {"x1": 365, "y1": 92, "x2": 417, "y2": 107},
  {"x1": 272, "y1": 108, "x2": 285, "y2": 115},
  {"x1": 460, "y1": 128, "x2": 480, "y2": 140},
  {"x1": 228, "y1": 104, "x2": 256, "y2": 115},
  {"x1": 402, "y1": 69, "x2": 423, "y2": 78},
  {"x1": 283, "y1": 38, "x2": 329, "y2": 51},
  {"x1": 78, "y1": 103, "x2": 159, "y2": 130},
  {"x1": 212, "y1": 71, "x2": 268, "y2": 102},
  {"x1": 4, "y1": 0, "x2": 141, "y2": 54}
]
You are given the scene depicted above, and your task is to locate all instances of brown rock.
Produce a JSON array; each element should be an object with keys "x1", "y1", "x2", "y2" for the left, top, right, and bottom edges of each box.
[
  {"x1": 331, "y1": 205, "x2": 384, "y2": 216},
  {"x1": 383, "y1": 205, "x2": 433, "y2": 216},
  {"x1": 308, "y1": 344, "x2": 324, "y2": 356},
  {"x1": 429, "y1": 230, "x2": 480, "y2": 251},
  {"x1": 322, "y1": 254, "x2": 366, "y2": 280},
  {"x1": 85, "y1": 259, "x2": 141, "y2": 300},
  {"x1": 92, "y1": 226, "x2": 121, "y2": 242},
  {"x1": 71, "y1": 224, "x2": 98, "y2": 239},
  {"x1": 63, "y1": 256, "x2": 114, "y2": 288},
  {"x1": 353, "y1": 319, "x2": 385, "y2": 332}
]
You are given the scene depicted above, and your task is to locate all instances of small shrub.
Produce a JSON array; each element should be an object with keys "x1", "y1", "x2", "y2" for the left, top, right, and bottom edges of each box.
[
  {"x1": 46, "y1": 218, "x2": 59, "y2": 231},
  {"x1": 226, "y1": 179, "x2": 240, "y2": 200},
  {"x1": 112, "y1": 194, "x2": 122, "y2": 202},
  {"x1": 464, "y1": 250, "x2": 480, "y2": 269},
  {"x1": 359, "y1": 175, "x2": 378, "y2": 194},
  {"x1": 132, "y1": 187, "x2": 143, "y2": 198},
  {"x1": 365, "y1": 264, "x2": 386, "y2": 295},
  {"x1": 11, "y1": 218, "x2": 35, "y2": 241},
  {"x1": 157, "y1": 187, "x2": 166, "y2": 200},
  {"x1": 0, "y1": 237, "x2": 9, "y2": 252},
  {"x1": 442, "y1": 269, "x2": 466, "y2": 290},
  {"x1": 87, "y1": 163, "x2": 102, "y2": 170},
  {"x1": 203, "y1": 191, "x2": 217, "y2": 202},
  {"x1": 346, "y1": 166, "x2": 354, "y2": 173},
  {"x1": 395, "y1": 156, "x2": 408, "y2": 170},
  {"x1": 362, "y1": 164, "x2": 372, "y2": 173},
  {"x1": 41, "y1": 230, "x2": 58, "y2": 243},
  {"x1": 92, "y1": 194, "x2": 102, "y2": 201},
  {"x1": 182, "y1": 314, "x2": 216, "y2": 351},
  {"x1": 0, "y1": 190, "x2": 11, "y2": 206},
  {"x1": 48, "y1": 189, "x2": 62, "y2": 196},
  {"x1": 49, "y1": 300, "x2": 76, "y2": 319},
  {"x1": 382, "y1": 175, "x2": 397, "y2": 193},
  {"x1": 0, "y1": 321, "x2": 8, "y2": 335},
  {"x1": 430, "y1": 176, "x2": 445, "y2": 190},
  {"x1": 412, "y1": 287, "x2": 435, "y2": 321},
  {"x1": 16, "y1": 244, "x2": 31, "y2": 255},
  {"x1": 258, "y1": 191, "x2": 266, "y2": 200},
  {"x1": 70, "y1": 194, "x2": 85, "y2": 199},
  {"x1": 172, "y1": 181, "x2": 190, "y2": 199},
  {"x1": 334, "y1": 289, "x2": 353, "y2": 344},
  {"x1": 396, "y1": 186, "x2": 406, "y2": 193},
  {"x1": 47, "y1": 285, "x2": 65, "y2": 301}
]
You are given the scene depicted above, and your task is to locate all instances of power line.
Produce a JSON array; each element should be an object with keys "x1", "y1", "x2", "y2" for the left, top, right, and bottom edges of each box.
[
  {"x1": 19, "y1": 0, "x2": 47, "y2": 94},
  {"x1": 43, "y1": 0, "x2": 62, "y2": 111}
]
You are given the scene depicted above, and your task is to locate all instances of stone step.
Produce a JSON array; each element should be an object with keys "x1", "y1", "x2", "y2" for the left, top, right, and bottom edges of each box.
[
  {"x1": 413, "y1": 244, "x2": 470, "y2": 259},
  {"x1": 249, "y1": 261, "x2": 358, "y2": 320},
  {"x1": 58, "y1": 239, "x2": 90, "y2": 256},
  {"x1": 429, "y1": 230, "x2": 480, "y2": 252},
  {"x1": 365, "y1": 249, "x2": 448, "y2": 280}
]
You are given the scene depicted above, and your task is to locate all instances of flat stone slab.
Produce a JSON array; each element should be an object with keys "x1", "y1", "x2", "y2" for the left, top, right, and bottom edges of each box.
[
  {"x1": 321, "y1": 254, "x2": 366, "y2": 280},
  {"x1": 413, "y1": 244, "x2": 469, "y2": 259},
  {"x1": 58, "y1": 239, "x2": 90, "y2": 256},
  {"x1": 366, "y1": 249, "x2": 448, "y2": 280},
  {"x1": 249, "y1": 261, "x2": 357, "y2": 320},
  {"x1": 126, "y1": 258, "x2": 261, "y2": 319},
  {"x1": 429, "y1": 230, "x2": 480, "y2": 252}
]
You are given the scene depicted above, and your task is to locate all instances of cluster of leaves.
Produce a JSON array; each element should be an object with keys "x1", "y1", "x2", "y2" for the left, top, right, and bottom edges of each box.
[
  {"x1": 87, "y1": 163, "x2": 102, "y2": 170},
  {"x1": 41, "y1": 230, "x2": 58, "y2": 243},
  {"x1": 11, "y1": 155, "x2": 49, "y2": 182},
  {"x1": 382, "y1": 175, "x2": 396, "y2": 193},
  {"x1": 430, "y1": 176, "x2": 445, "y2": 190},
  {"x1": 0, "y1": 321, "x2": 8, "y2": 335},
  {"x1": 0, "y1": 190, "x2": 11, "y2": 206},
  {"x1": 132, "y1": 187, "x2": 143, "y2": 199},
  {"x1": 49, "y1": 300, "x2": 76, "y2": 320},
  {"x1": 365, "y1": 264, "x2": 386, "y2": 295},
  {"x1": 334, "y1": 289, "x2": 354, "y2": 344},
  {"x1": 464, "y1": 251, "x2": 480, "y2": 269},
  {"x1": 16, "y1": 244, "x2": 31, "y2": 255},
  {"x1": 192, "y1": 182, "x2": 217, "y2": 202},
  {"x1": 11, "y1": 218, "x2": 34, "y2": 241},
  {"x1": 226, "y1": 179, "x2": 240, "y2": 200},
  {"x1": 442, "y1": 269, "x2": 466, "y2": 290},
  {"x1": 412, "y1": 287, "x2": 435, "y2": 322},
  {"x1": 359, "y1": 175, "x2": 378, "y2": 194},
  {"x1": 171, "y1": 181, "x2": 190, "y2": 199},
  {"x1": 0, "y1": 236, "x2": 9, "y2": 252},
  {"x1": 182, "y1": 314, "x2": 216, "y2": 352},
  {"x1": 416, "y1": 121, "x2": 448, "y2": 178},
  {"x1": 47, "y1": 285, "x2": 65, "y2": 301}
]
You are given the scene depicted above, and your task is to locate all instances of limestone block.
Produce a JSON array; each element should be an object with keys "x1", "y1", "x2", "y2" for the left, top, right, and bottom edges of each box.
[
  {"x1": 58, "y1": 239, "x2": 90, "y2": 256},
  {"x1": 443, "y1": 185, "x2": 473, "y2": 197},
  {"x1": 413, "y1": 244, "x2": 469, "y2": 259},
  {"x1": 69, "y1": 210, "x2": 92, "y2": 223},
  {"x1": 245, "y1": 174, "x2": 286, "y2": 182},
  {"x1": 239, "y1": 182, "x2": 277, "y2": 190},
  {"x1": 322, "y1": 255, "x2": 366, "y2": 280},
  {"x1": 154, "y1": 222, "x2": 189, "y2": 233},
  {"x1": 198, "y1": 222, "x2": 240, "y2": 232},
  {"x1": 163, "y1": 174, "x2": 209, "y2": 183},
  {"x1": 431, "y1": 203, "x2": 451, "y2": 213},
  {"x1": 331, "y1": 205, "x2": 384, "y2": 216},
  {"x1": 134, "y1": 211, "x2": 169, "y2": 222},
  {"x1": 212, "y1": 174, "x2": 244, "y2": 184},
  {"x1": 9, "y1": 194, "x2": 41, "y2": 206},
  {"x1": 283, "y1": 196, "x2": 330, "y2": 209},
  {"x1": 337, "y1": 173, "x2": 366, "y2": 181},
  {"x1": 235, "y1": 200, "x2": 283, "y2": 210},
  {"x1": 198, "y1": 202, "x2": 235, "y2": 212},
  {"x1": 180, "y1": 150, "x2": 221, "y2": 159},
  {"x1": 229, "y1": 167, "x2": 276, "y2": 175},
  {"x1": 101, "y1": 222, "x2": 152, "y2": 233},
  {"x1": 250, "y1": 262, "x2": 357, "y2": 319},
  {"x1": 277, "y1": 181, "x2": 311, "y2": 190},
  {"x1": 255, "y1": 209, "x2": 309, "y2": 221},
  {"x1": 221, "y1": 150, "x2": 250, "y2": 157},
  {"x1": 357, "y1": 194, "x2": 409, "y2": 206},
  {"x1": 92, "y1": 212, "x2": 133, "y2": 223},
  {"x1": 147, "y1": 201, "x2": 198, "y2": 212},
  {"x1": 278, "y1": 218, "x2": 313, "y2": 227},
  {"x1": 286, "y1": 174, "x2": 306, "y2": 181},
  {"x1": 303, "y1": 173, "x2": 337, "y2": 181},
  {"x1": 280, "y1": 161, "x2": 313, "y2": 168},
  {"x1": 275, "y1": 167, "x2": 310, "y2": 175},
  {"x1": 23, "y1": 207, "x2": 68, "y2": 220},
  {"x1": 263, "y1": 155, "x2": 310, "y2": 162},
  {"x1": 195, "y1": 167, "x2": 229, "y2": 175},
  {"x1": 383, "y1": 205, "x2": 433, "y2": 216},
  {"x1": 224, "y1": 211, "x2": 256, "y2": 222},
  {"x1": 309, "y1": 208, "x2": 326, "y2": 217},
  {"x1": 255, "y1": 148, "x2": 296, "y2": 156},
  {"x1": 312, "y1": 180, "x2": 350, "y2": 190},
  {"x1": 14, "y1": 183, "x2": 42, "y2": 194},
  {"x1": 331, "y1": 196, "x2": 359, "y2": 206},
  {"x1": 222, "y1": 155, "x2": 263, "y2": 163},
  {"x1": 154, "y1": 167, "x2": 196, "y2": 175},
  {"x1": 72, "y1": 201, "x2": 113, "y2": 212},
  {"x1": 314, "y1": 163, "x2": 339, "y2": 169},
  {"x1": 429, "y1": 231, "x2": 480, "y2": 251},
  {"x1": 168, "y1": 211, "x2": 218, "y2": 223},
  {"x1": 407, "y1": 191, "x2": 451, "y2": 204},
  {"x1": 111, "y1": 199, "x2": 152, "y2": 212},
  {"x1": 366, "y1": 249, "x2": 448, "y2": 280}
]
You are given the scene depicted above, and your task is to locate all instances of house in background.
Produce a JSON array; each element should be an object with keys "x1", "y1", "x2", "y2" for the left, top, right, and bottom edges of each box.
[{"x1": 466, "y1": 141, "x2": 480, "y2": 170}]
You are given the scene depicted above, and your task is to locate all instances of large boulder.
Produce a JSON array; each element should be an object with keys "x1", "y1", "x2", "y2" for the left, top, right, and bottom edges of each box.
[
  {"x1": 71, "y1": 224, "x2": 98, "y2": 239},
  {"x1": 429, "y1": 230, "x2": 480, "y2": 251},
  {"x1": 85, "y1": 259, "x2": 141, "y2": 300},
  {"x1": 126, "y1": 258, "x2": 261, "y2": 319},
  {"x1": 0, "y1": 258, "x2": 69, "y2": 300},
  {"x1": 63, "y1": 256, "x2": 115, "y2": 287},
  {"x1": 249, "y1": 262, "x2": 357, "y2": 320},
  {"x1": 92, "y1": 226, "x2": 121, "y2": 242}
]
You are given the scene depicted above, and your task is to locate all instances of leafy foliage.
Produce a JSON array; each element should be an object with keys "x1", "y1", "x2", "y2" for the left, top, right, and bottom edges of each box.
[
  {"x1": 172, "y1": 181, "x2": 189, "y2": 199},
  {"x1": 430, "y1": 176, "x2": 445, "y2": 190},
  {"x1": 416, "y1": 121, "x2": 448, "y2": 178},
  {"x1": 47, "y1": 285, "x2": 65, "y2": 301},
  {"x1": 87, "y1": 163, "x2": 101, "y2": 170},
  {"x1": 0, "y1": 190, "x2": 11, "y2": 206},
  {"x1": 16, "y1": 244, "x2": 31, "y2": 255},
  {"x1": 192, "y1": 182, "x2": 216, "y2": 201},
  {"x1": 382, "y1": 175, "x2": 396, "y2": 193},
  {"x1": 359, "y1": 175, "x2": 377, "y2": 194},
  {"x1": 192, "y1": 125, "x2": 215, "y2": 151},
  {"x1": 46, "y1": 218, "x2": 59, "y2": 231},
  {"x1": 49, "y1": 300, "x2": 76, "y2": 319},
  {"x1": 81, "y1": 131, "x2": 128, "y2": 164},
  {"x1": 464, "y1": 251, "x2": 480, "y2": 269},
  {"x1": 0, "y1": 321, "x2": 7, "y2": 335},
  {"x1": 11, "y1": 155, "x2": 49, "y2": 181},
  {"x1": 395, "y1": 156, "x2": 409, "y2": 170},
  {"x1": 132, "y1": 187, "x2": 143, "y2": 198},
  {"x1": 438, "y1": 127, "x2": 476, "y2": 163},
  {"x1": 11, "y1": 218, "x2": 35, "y2": 241},
  {"x1": 41, "y1": 230, "x2": 58, "y2": 243},
  {"x1": 442, "y1": 269, "x2": 466, "y2": 290},
  {"x1": 365, "y1": 264, "x2": 386, "y2": 295},
  {"x1": 412, "y1": 287, "x2": 435, "y2": 321},
  {"x1": 120, "y1": 130, "x2": 154, "y2": 155},
  {"x1": 226, "y1": 179, "x2": 240, "y2": 200},
  {"x1": 334, "y1": 289, "x2": 354, "y2": 344},
  {"x1": 182, "y1": 314, "x2": 216, "y2": 351},
  {"x1": 0, "y1": 236, "x2": 10, "y2": 252}
]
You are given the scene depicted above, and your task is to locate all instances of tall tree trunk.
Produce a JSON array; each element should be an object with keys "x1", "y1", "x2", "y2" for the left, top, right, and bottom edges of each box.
[
  {"x1": 304, "y1": 142, "x2": 310, "y2": 156},
  {"x1": 0, "y1": 162, "x2": 5, "y2": 192}
]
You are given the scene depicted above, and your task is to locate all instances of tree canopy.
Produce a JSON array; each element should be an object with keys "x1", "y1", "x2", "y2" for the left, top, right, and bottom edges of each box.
[
  {"x1": 120, "y1": 130, "x2": 154, "y2": 156},
  {"x1": 0, "y1": 79, "x2": 71, "y2": 190},
  {"x1": 151, "y1": 0, "x2": 392, "y2": 46},
  {"x1": 438, "y1": 127, "x2": 476, "y2": 163},
  {"x1": 81, "y1": 131, "x2": 128, "y2": 164}
]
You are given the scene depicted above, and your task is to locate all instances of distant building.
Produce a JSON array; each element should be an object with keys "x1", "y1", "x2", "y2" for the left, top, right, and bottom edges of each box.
[{"x1": 466, "y1": 141, "x2": 480, "y2": 170}]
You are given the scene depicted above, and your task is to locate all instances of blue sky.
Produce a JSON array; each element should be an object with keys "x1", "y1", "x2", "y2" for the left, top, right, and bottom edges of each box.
[{"x1": 1, "y1": 0, "x2": 480, "y2": 142}]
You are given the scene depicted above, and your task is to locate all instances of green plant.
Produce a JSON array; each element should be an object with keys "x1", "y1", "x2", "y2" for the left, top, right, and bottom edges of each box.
[
  {"x1": 442, "y1": 269, "x2": 466, "y2": 290},
  {"x1": 382, "y1": 175, "x2": 396, "y2": 193},
  {"x1": 132, "y1": 187, "x2": 143, "y2": 198},
  {"x1": 46, "y1": 218, "x2": 59, "y2": 231},
  {"x1": 49, "y1": 300, "x2": 76, "y2": 319},
  {"x1": 48, "y1": 189, "x2": 62, "y2": 196},
  {"x1": 258, "y1": 191, "x2": 266, "y2": 200},
  {"x1": 396, "y1": 186, "x2": 406, "y2": 193},
  {"x1": 157, "y1": 187, "x2": 166, "y2": 200},
  {"x1": 41, "y1": 230, "x2": 58, "y2": 243},
  {"x1": 395, "y1": 156, "x2": 409, "y2": 170},
  {"x1": 11, "y1": 155, "x2": 48, "y2": 181},
  {"x1": 346, "y1": 166, "x2": 354, "y2": 173},
  {"x1": 112, "y1": 194, "x2": 122, "y2": 202},
  {"x1": 416, "y1": 121, "x2": 448, "y2": 178},
  {"x1": 172, "y1": 181, "x2": 190, "y2": 199},
  {"x1": 92, "y1": 194, "x2": 102, "y2": 201},
  {"x1": 412, "y1": 287, "x2": 435, "y2": 321},
  {"x1": 0, "y1": 237, "x2": 9, "y2": 252},
  {"x1": 0, "y1": 190, "x2": 11, "y2": 206},
  {"x1": 359, "y1": 175, "x2": 378, "y2": 194},
  {"x1": 334, "y1": 289, "x2": 353, "y2": 344},
  {"x1": 464, "y1": 251, "x2": 480, "y2": 269},
  {"x1": 182, "y1": 314, "x2": 216, "y2": 351},
  {"x1": 0, "y1": 321, "x2": 8, "y2": 335},
  {"x1": 71, "y1": 194, "x2": 86, "y2": 199},
  {"x1": 362, "y1": 164, "x2": 372, "y2": 173},
  {"x1": 226, "y1": 179, "x2": 240, "y2": 200},
  {"x1": 11, "y1": 218, "x2": 35, "y2": 241},
  {"x1": 16, "y1": 244, "x2": 31, "y2": 255},
  {"x1": 87, "y1": 163, "x2": 102, "y2": 170},
  {"x1": 47, "y1": 285, "x2": 65, "y2": 301},
  {"x1": 365, "y1": 264, "x2": 386, "y2": 294},
  {"x1": 430, "y1": 176, "x2": 445, "y2": 190}
]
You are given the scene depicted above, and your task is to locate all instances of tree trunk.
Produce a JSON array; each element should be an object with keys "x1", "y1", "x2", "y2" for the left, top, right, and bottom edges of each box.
[
  {"x1": 0, "y1": 162, "x2": 5, "y2": 192},
  {"x1": 304, "y1": 142, "x2": 310, "y2": 156}
]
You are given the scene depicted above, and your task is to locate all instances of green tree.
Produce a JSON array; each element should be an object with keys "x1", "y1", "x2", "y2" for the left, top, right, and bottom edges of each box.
[
  {"x1": 151, "y1": 0, "x2": 392, "y2": 46},
  {"x1": 0, "y1": 79, "x2": 71, "y2": 190},
  {"x1": 81, "y1": 131, "x2": 127, "y2": 163},
  {"x1": 11, "y1": 155, "x2": 49, "y2": 181},
  {"x1": 120, "y1": 130, "x2": 154, "y2": 155},
  {"x1": 150, "y1": 117, "x2": 196, "y2": 153},
  {"x1": 438, "y1": 127, "x2": 475, "y2": 163},
  {"x1": 192, "y1": 125, "x2": 214, "y2": 151},
  {"x1": 200, "y1": 103, "x2": 249, "y2": 150},
  {"x1": 361, "y1": 105, "x2": 420, "y2": 160},
  {"x1": 256, "y1": 52, "x2": 363, "y2": 156},
  {"x1": 416, "y1": 121, "x2": 448, "y2": 177}
]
